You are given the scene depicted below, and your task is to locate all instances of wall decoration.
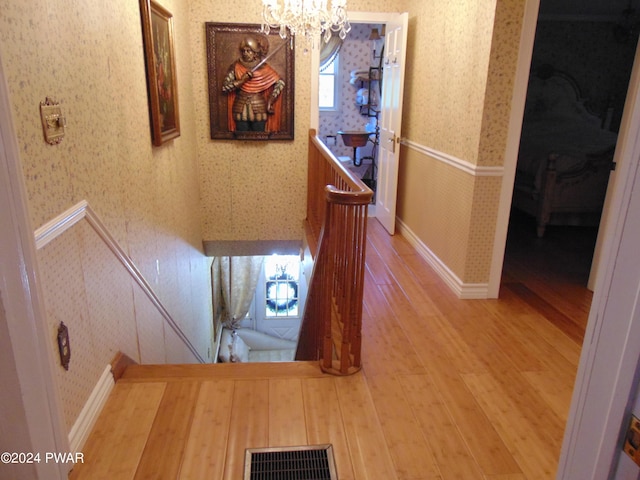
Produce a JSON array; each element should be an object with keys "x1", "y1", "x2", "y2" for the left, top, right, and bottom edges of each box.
[
  {"x1": 205, "y1": 23, "x2": 294, "y2": 140},
  {"x1": 140, "y1": 0, "x2": 181, "y2": 146},
  {"x1": 39, "y1": 97, "x2": 66, "y2": 145}
]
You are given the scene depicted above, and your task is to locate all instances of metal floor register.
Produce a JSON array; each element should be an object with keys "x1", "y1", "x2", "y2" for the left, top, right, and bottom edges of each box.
[{"x1": 244, "y1": 444, "x2": 338, "y2": 479}]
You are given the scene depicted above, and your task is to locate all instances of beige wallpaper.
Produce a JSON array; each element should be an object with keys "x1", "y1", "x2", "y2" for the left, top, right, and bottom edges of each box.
[
  {"x1": 478, "y1": 0, "x2": 527, "y2": 168},
  {"x1": 1, "y1": 0, "x2": 527, "y2": 431},
  {"x1": 397, "y1": 149, "x2": 474, "y2": 277},
  {"x1": 466, "y1": 0, "x2": 526, "y2": 282},
  {"x1": 0, "y1": 0, "x2": 213, "y2": 432},
  {"x1": 190, "y1": 0, "x2": 308, "y2": 242},
  {"x1": 397, "y1": 0, "x2": 526, "y2": 285},
  {"x1": 191, "y1": 0, "x2": 405, "y2": 241},
  {"x1": 402, "y1": 1, "x2": 496, "y2": 165}
]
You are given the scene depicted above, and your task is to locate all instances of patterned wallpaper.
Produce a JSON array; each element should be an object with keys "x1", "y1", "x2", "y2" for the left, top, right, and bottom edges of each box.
[
  {"x1": 0, "y1": 0, "x2": 213, "y2": 432},
  {"x1": 190, "y1": 0, "x2": 309, "y2": 242},
  {"x1": 192, "y1": 0, "x2": 404, "y2": 242},
  {"x1": 398, "y1": 0, "x2": 526, "y2": 284},
  {"x1": 402, "y1": 1, "x2": 496, "y2": 165},
  {"x1": 1, "y1": 0, "x2": 532, "y2": 433}
]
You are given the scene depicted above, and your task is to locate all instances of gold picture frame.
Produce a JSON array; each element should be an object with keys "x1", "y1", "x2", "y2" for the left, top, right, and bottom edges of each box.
[
  {"x1": 139, "y1": 0, "x2": 180, "y2": 146},
  {"x1": 205, "y1": 23, "x2": 295, "y2": 141}
]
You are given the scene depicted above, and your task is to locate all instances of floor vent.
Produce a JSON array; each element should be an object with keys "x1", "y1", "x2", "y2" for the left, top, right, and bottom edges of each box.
[{"x1": 244, "y1": 444, "x2": 338, "y2": 479}]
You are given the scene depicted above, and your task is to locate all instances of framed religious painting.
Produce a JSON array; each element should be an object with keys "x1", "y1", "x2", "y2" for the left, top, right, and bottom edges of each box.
[
  {"x1": 205, "y1": 23, "x2": 295, "y2": 140},
  {"x1": 140, "y1": 0, "x2": 181, "y2": 146}
]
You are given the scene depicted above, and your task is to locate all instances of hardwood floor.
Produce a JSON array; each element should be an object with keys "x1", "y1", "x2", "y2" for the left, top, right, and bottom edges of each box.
[{"x1": 69, "y1": 216, "x2": 592, "y2": 480}]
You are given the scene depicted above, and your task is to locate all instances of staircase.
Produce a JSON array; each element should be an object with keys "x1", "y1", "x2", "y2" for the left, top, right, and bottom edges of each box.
[{"x1": 296, "y1": 129, "x2": 373, "y2": 375}]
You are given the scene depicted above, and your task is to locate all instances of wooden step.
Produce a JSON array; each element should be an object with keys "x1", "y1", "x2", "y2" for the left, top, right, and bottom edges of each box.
[{"x1": 119, "y1": 360, "x2": 325, "y2": 382}]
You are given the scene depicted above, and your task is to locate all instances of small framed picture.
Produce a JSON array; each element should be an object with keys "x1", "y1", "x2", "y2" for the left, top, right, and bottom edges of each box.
[
  {"x1": 206, "y1": 23, "x2": 295, "y2": 141},
  {"x1": 140, "y1": 0, "x2": 181, "y2": 146}
]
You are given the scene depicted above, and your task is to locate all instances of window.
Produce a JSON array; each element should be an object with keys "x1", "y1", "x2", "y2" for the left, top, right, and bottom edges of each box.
[
  {"x1": 239, "y1": 254, "x2": 306, "y2": 341},
  {"x1": 240, "y1": 254, "x2": 307, "y2": 340},
  {"x1": 319, "y1": 54, "x2": 339, "y2": 111},
  {"x1": 264, "y1": 255, "x2": 301, "y2": 317}
]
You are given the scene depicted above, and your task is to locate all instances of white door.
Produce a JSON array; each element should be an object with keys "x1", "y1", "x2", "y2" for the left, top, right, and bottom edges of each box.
[
  {"x1": 375, "y1": 12, "x2": 408, "y2": 235},
  {"x1": 557, "y1": 56, "x2": 640, "y2": 476},
  {"x1": 254, "y1": 255, "x2": 306, "y2": 341}
]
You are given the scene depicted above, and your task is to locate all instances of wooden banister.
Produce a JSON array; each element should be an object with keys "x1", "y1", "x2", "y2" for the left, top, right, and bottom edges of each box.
[{"x1": 296, "y1": 129, "x2": 372, "y2": 375}]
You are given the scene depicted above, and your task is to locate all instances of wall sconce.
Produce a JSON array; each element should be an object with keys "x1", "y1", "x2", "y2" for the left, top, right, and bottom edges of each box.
[{"x1": 370, "y1": 27, "x2": 383, "y2": 60}]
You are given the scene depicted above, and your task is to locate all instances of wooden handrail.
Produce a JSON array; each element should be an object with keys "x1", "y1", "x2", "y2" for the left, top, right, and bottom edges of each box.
[{"x1": 296, "y1": 129, "x2": 372, "y2": 375}]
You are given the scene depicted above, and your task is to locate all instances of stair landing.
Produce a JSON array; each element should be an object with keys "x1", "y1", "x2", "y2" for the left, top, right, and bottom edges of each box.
[{"x1": 69, "y1": 361, "x2": 397, "y2": 480}]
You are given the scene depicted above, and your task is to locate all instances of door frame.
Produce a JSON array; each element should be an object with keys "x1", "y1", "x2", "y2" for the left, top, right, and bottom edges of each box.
[
  {"x1": 310, "y1": 11, "x2": 398, "y2": 127},
  {"x1": 489, "y1": 1, "x2": 638, "y2": 298},
  {"x1": 556, "y1": 37, "x2": 640, "y2": 479},
  {"x1": 0, "y1": 55, "x2": 69, "y2": 478},
  {"x1": 492, "y1": 0, "x2": 640, "y2": 477}
]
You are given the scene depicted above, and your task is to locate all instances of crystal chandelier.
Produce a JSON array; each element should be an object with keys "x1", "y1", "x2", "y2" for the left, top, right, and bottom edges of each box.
[{"x1": 261, "y1": 0, "x2": 351, "y2": 47}]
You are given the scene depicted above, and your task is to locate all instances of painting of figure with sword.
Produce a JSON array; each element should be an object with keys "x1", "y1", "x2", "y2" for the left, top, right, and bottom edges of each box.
[
  {"x1": 206, "y1": 23, "x2": 294, "y2": 140},
  {"x1": 222, "y1": 34, "x2": 285, "y2": 133}
]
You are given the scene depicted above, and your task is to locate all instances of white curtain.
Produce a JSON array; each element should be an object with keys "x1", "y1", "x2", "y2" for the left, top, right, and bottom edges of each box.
[{"x1": 212, "y1": 256, "x2": 264, "y2": 330}]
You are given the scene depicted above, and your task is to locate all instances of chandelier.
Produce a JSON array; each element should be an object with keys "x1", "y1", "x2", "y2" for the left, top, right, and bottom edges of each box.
[{"x1": 261, "y1": 0, "x2": 351, "y2": 47}]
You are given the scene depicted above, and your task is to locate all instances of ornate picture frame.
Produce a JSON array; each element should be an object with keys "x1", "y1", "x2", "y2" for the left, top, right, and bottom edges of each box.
[
  {"x1": 140, "y1": 0, "x2": 181, "y2": 146},
  {"x1": 205, "y1": 23, "x2": 295, "y2": 141}
]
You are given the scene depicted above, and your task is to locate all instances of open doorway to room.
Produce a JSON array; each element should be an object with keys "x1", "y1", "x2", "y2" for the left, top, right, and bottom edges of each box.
[
  {"x1": 317, "y1": 22, "x2": 383, "y2": 199},
  {"x1": 502, "y1": 2, "x2": 638, "y2": 319},
  {"x1": 311, "y1": 11, "x2": 408, "y2": 234}
]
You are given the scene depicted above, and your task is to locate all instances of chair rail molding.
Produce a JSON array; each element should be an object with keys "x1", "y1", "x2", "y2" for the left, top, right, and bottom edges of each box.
[
  {"x1": 34, "y1": 200, "x2": 205, "y2": 364},
  {"x1": 401, "y1": 139, "x2": 505, "y2": 177}
]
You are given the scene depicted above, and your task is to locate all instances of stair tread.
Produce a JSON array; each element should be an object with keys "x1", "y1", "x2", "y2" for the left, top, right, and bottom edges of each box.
[{"x1": 119, "y1": 361, "x2": 324, "y2": 382}]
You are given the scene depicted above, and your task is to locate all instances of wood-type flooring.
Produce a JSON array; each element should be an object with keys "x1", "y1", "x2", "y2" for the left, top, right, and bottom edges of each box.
[{"x1": 70, "y1": 214, "x2": 595, "y2": 479}]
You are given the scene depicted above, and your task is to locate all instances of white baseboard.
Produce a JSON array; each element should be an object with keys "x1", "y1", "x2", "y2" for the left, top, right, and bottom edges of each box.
[
  {"x1": 395, "y1": 218, "x2": 489, "y2": 299},
  {"x1": 68, "y1": 365, "x2": 114, "y2": 452}
]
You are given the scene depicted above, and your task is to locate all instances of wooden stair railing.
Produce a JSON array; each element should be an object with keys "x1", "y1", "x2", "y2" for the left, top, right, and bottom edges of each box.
[{"x1": 296, "y1": 129, "x2": 373, "y2": 375}]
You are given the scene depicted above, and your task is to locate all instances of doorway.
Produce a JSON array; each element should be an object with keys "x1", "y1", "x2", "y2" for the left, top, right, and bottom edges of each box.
[
  {"x1": 311, "y1": 11, "x2": 408, "y2": 234},
  {"x1": 502, "y1": 4, "x2": 638, "y2": 297}
]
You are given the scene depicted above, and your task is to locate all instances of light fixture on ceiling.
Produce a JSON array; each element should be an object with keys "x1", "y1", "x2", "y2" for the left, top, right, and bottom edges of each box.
[{"x1": 261, "y1": 0, "x2": 351, "y2": 47}]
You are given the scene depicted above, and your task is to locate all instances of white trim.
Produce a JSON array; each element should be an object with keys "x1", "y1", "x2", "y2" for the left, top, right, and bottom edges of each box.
[
  {"x1": 318, "y1": 51, "x2": 341, "y2": 112},
  {"x1": 0, "y1": 51, "x2": 68, "y2": 478},
  {"x1": 396, "y1": 218, "x2": 489, "y2": 299},
  {"x1": 34, "y1": 201, "x2": 206, "y2": 364},
  {"x1": 212, "y1": 324, "x2": 224, "y2": 364},
  {"x1": 401, "y1": 139, "x2": 504, "y2": 177},
  {"x1": 34, "y1": 200, "x2": 89, "y2": 249},
  {"x1": 309, "y1": 42, "x2": 320, "y2": 131},
  {"x1": 557, "y1": 37, "x2": 640, "y2": 480},
  {"x1": 68, "y1": 365, "x2": 114, "y2": 453}
]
